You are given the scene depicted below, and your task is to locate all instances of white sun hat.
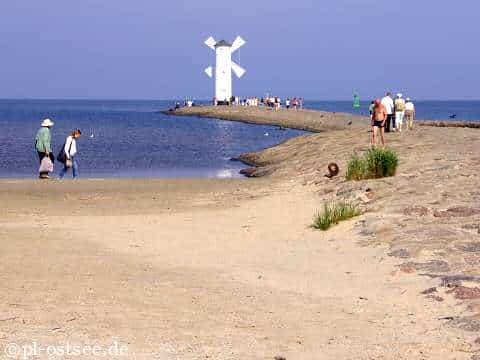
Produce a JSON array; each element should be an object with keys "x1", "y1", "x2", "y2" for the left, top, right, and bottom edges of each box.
[
  {"x1": 397, "y1": 93, "x2": 403, "y2": 98},
  {"x1": 41, "y1": 118, "x2": 54, "y2": 127}
]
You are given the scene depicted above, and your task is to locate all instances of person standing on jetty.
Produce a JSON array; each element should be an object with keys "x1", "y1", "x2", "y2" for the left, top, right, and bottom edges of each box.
[
  {"x1": 381, "y1": 92, "x2": 394, "y2": 132},
  {"x1": 59, "y1": 129, "x2": 82, "y2": 179},
  {"x1": 292, "y1": 97, "x2": 298, "y2": 110},
  {"x1": 405, "y1": 97, "x2": 416, "y2": 130},
  {"x1": 35, "y1": 118, "x2": 54, "y2": 179},
  {"x1": 394, "y1": 93, "x2": 406, "y2": 132},
  {"x1": 371, "y1": 99, "x2": 387, "y2": 146}
]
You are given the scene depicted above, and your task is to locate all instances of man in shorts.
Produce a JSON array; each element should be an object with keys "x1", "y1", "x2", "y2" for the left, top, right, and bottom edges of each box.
[{"x1": 371, "y1": 98, "x2": 387, "y2": 146}]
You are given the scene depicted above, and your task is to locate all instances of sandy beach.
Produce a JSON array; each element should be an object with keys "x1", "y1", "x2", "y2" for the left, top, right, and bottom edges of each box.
[{"x1": 1, "y1": 107, "x2": 480, "y2": 359}]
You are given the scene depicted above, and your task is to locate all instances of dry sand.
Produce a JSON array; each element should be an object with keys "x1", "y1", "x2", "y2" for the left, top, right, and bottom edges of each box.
[{"x1": 1, "y1": 107, "x2": 480, "y2": 359}]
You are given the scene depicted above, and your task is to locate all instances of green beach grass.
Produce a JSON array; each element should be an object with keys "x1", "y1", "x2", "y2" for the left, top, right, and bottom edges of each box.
[
  {"x1": 312, "y1": 201, "x2": 361, "y2": 231},
  {"x1": 346, "y1": 147, "x2": 398, "y2": 181}
]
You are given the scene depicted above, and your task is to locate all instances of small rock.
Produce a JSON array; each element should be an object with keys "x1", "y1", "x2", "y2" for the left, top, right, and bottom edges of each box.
[
  {"x1": 400, "y1": 260, "x2": 450, "y2": 273},
  {"x1": 240, "y1": 167, "x2": 257, "y2": 177},
  {"x1": 449, "y1": 317, "x2": 480, "y2": 332},
  {"x1": 456, "y1": 242, "x2": 480, "y2": 253},
  {"x1": 434, "y1": 206, "x2": 480, "y2": 218},
  {"x1": 421, "y1": 287, "x2": 437, "y2": 295},
  {"x1": 439, "y1": 274, "x2": 479, "y2": 287},
  {"x1": 426, "y1": 295, "x2": 444, "y2": 302},
  {"x1": 388, "y1": 248, "x2": 410, "y2": 259},
  {"x1": 274, "y1": 356, "x2": 286, "y2": 360},
  {"x1": 399, "y1": 265, "x2": 416, "y2": 274},
  {"x1": 403, "y1": 206, "x2": 429, "y2": 216},
  {"x1": 447, "y1": 286, "x2": 480, "y2": 300},
  {"x1": 462, "y1": 223, "x2": 480, "y2": 230}
]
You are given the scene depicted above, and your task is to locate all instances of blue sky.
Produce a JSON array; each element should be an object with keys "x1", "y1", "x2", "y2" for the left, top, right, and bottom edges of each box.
[{"x1": 0, "y1": 0, "x2": 478, "y2": 100}]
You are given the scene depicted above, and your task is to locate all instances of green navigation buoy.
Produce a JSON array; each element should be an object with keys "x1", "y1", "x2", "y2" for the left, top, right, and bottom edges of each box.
[{"x1": 353, "y1": 93, "x2": 361, "y2": 108}]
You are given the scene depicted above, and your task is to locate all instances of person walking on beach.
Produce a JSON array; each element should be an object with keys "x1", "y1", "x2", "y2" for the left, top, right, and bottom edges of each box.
[
  {"x1": 285, "y1": 98, "x2": 291, "y2": 110},
  {"x1": 394, "y1": 93, "x2": 406, "y2": 132},
  {"x1": 405, "y1": 97, "x2": 416, "y2": 130},
  {"x1": 371, "y1": 99, "x2": 387, "y2": 146},
  {"x1": 59, "y1": 130, "x2": 81, "y2": 179},
  {"x1": 381, "y1": 92, "x2": 394, "y2": 132},
  {"x1": 35, "y1": 118, "x2": 54, "y2": 179},
  {"x1": 292, "y1": 97, "x2": 298, "y2": 110}
]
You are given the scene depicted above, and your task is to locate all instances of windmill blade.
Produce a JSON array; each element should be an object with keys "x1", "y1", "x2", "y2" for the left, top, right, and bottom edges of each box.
[
  {"x1": 204, "y1": 66, "x2": 213, "y2": 78},
  {"x1": 231, "y1": 36, "x2": 246, "y2": 53},
  {"x1": 204, "y1": 36, "x2": 216, "y2": 50},
  {"x1": 231, "y1": 61, "x2": 246, "y2": 78}
]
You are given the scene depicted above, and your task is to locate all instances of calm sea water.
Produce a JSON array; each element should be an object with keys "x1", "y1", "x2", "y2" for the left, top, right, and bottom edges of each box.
[
  {"x1": 1, "y1": 99, "x2": 478, "y2": 179},
  {"x1": 0, "y1": 100, "x2": 305, "y2": 178},
  {"x1": 305, "y1": 100, "x2": 480, "y2": 121}
]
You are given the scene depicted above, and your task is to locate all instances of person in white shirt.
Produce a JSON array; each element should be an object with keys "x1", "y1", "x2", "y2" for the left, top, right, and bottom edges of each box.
[
  {"x1": 381, "y1": 92, "x2": 394, "y2": 132},
  {"x1": 405, "y1": 98, "x2": 416, "y2": 130},
  {"x1": 59, "y1": 129, "x2": 81, "y2": 179},
  {"x1": 394, "y1": 93, "x2": 406, "y2": 132}
]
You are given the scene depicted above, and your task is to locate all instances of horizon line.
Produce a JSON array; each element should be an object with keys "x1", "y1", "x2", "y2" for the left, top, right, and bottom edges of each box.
[{"x1": 1, "y1": 97, "x2": 479, "y2": 102}]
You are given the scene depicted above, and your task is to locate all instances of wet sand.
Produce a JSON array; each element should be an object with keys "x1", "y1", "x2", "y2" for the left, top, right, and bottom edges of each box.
[{"x1": 1, "y1": 107, "x2": 480, "y2": 359}]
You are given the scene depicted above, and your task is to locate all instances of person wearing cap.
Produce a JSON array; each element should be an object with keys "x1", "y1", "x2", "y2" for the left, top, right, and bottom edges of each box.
[
  {"x1": 405, "y1": 97, "x2": 416, "y2": 130},
  {"x1": 371, "y1": 98, "x2": 387, "y2": 146},
  {"x1": 35, "y1": 118, "x2": 54, "y2": 179},
  {"x1": 381, "y1": 92, "x2": 395, "y2": 132},
  {"x1": 394, "y1": 93, "x2": 406, "y2": 132}
]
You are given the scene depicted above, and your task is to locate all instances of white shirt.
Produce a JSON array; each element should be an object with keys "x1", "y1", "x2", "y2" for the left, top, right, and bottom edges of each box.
[
  {"x1": 381, "y1": 96, "x2": 394, "y2": 115},
  {"x1": 405, "y1": 102, "x2": 415, "y2": 111},
  {"x1": 64, "y1": 136, "x2": 77, "y2": 159}
]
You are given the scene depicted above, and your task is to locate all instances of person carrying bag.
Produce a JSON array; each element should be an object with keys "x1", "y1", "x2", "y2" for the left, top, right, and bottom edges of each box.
[
  {"x1": 58, "y1": 129, "x2": 81, "y2": 179},
  {"x1": 35, "y1": 118, "x2": 54, "y2": 179}
]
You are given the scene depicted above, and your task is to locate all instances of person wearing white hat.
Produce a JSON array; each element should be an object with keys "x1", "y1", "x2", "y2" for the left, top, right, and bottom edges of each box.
[
  {"x1": 405, "y1": 97, "x2": 416, "y2": 130},
  {"x1": 394, "y1": 93, "x2": 406, "y2": 132},
  {"x1": 35, "y1": 118, "x2": 54, "y2": 179}
]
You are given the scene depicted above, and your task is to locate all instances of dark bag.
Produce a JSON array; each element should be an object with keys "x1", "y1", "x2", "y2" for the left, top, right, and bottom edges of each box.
[
  {"x1": 57, "y1": 142, "x2": 67, "y2": 164},
  {"x1": 57, "y1": 137, "x2": 73, "y2": 164}
]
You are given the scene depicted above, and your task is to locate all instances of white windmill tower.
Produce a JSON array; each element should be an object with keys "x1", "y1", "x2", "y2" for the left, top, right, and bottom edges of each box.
[{"x1": 204, "y1": 36, "x2": 246, "y2": 104}]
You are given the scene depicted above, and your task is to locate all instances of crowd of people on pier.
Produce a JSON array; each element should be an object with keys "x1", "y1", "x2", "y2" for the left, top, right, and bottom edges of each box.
[
  {"x1": 369, "y1": 92, "x2": 416, "y2": 145},
  {"x1": 212, "y1": 96, "x2": 304, "y2": 110}
]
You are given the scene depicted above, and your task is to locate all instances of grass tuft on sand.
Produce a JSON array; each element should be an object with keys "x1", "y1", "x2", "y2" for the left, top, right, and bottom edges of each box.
[
  {"x1": 346, "y1": 147, "x2": 398, "y2": 180},
  {"x1": 312, "y1": 201, "x2": 361, "y2": 231}
]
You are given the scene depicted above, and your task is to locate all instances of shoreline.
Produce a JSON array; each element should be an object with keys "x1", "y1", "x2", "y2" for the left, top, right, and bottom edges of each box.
[
  {"x1": 2, "y1": 107, "x2": 480, "y2": 358},
  {"x1": 166, "y1": 106, "x2": 480, "y2": 177}
]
